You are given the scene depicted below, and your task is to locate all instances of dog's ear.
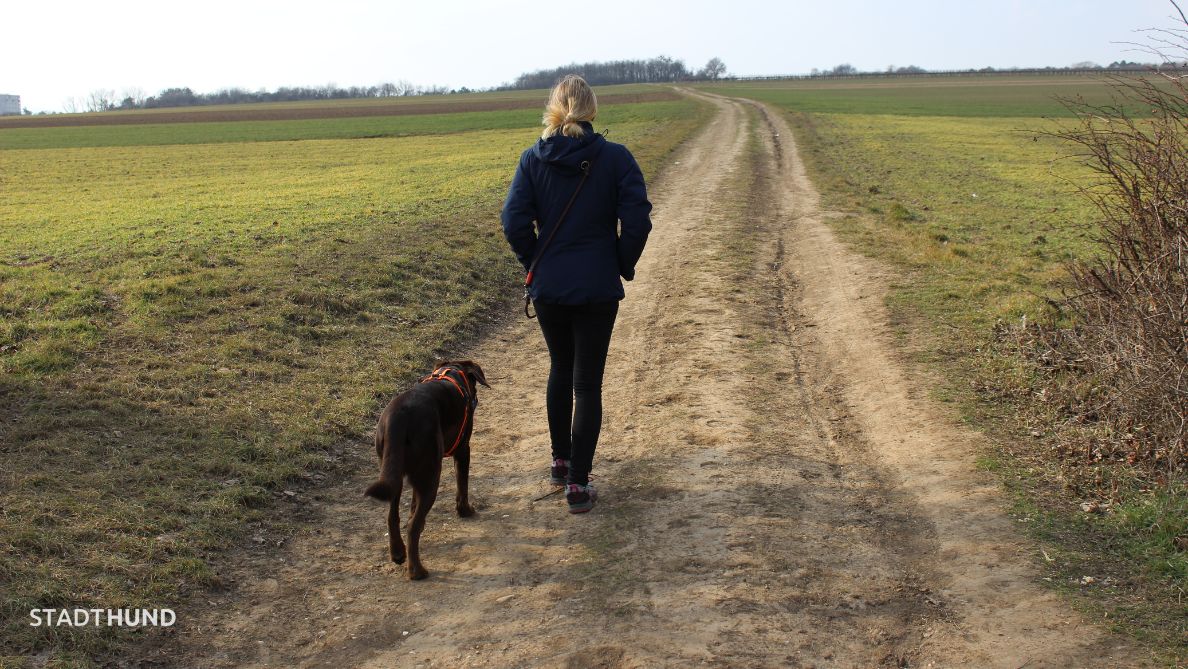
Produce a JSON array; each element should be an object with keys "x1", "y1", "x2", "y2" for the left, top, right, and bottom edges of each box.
[{"x1": 459, "y1": 360, "x2": 489, "y2": 387}]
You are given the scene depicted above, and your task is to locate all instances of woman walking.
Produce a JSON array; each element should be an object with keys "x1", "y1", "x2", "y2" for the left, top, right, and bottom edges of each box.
[{"x1": 501, "y1": 75, "x2": 652, "y2": 513}]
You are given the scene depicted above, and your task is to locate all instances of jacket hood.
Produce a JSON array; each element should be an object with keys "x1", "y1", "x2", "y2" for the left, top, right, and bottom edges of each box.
[{"x1": 532, "y1": 122, "x2": 607, "y2": 175}]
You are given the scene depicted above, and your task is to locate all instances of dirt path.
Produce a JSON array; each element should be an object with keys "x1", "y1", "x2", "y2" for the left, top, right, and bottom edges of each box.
[{"x1": 133, "y1": 92, "x2": 1143, "y2": 668}]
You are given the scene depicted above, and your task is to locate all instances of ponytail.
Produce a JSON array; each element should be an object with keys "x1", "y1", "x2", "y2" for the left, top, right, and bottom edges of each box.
[{"x1": 542, "y1": 75, "x2": 598, "y2": 140}]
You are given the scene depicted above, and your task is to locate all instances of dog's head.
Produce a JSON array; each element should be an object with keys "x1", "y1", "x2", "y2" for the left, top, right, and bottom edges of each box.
[{"x1": 436, "y1": 359, "x2": 489, "y2": 389}]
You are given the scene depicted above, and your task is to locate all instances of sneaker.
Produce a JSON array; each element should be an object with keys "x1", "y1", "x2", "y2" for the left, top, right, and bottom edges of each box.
[
  {"x1": 549, "y1": 459, "x2": 570, "y2": 486},
  {"x1": 566, "y1": 483, "x2": 597, "y2": 514}
]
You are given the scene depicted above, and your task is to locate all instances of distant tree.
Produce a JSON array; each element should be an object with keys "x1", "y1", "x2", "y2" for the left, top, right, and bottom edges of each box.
[
  {"x1": 894, "y1": 65, "x2": 927, "y2": 74},
  {"x1": 22, "y1": 107, "x2": 31, "y2": 115},
  {"x1": 148, "y1": 87, "x2": 200, "y2": 108},
  {"x1": 122, "y1": 86, "x2": 146, "y2": 107},
  {"x1": 651, "y1": 55, "x2": 687, "y2": 81},
  {"x1": 697, "y1": 57, "x2": 727, "y2": 80},
  {"x1": 830, "y1": 63, "x2": 856, "y2": 75},
  {"x1": 1070, "y1": 60, "x2": 1101, "y2": 69},
  {"x1": 86, "y1": 89, "x2": 117, "y2": 112}
]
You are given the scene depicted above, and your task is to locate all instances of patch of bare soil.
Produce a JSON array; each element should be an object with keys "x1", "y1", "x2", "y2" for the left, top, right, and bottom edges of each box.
[{"x1": 125, "y1": 91, "x2": 1145, "y2": 668}]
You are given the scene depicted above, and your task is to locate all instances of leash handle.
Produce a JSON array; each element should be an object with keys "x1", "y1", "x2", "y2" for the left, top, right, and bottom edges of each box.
[{"x1": 523, "y1": 142, "x2": 604, "y2": 319}]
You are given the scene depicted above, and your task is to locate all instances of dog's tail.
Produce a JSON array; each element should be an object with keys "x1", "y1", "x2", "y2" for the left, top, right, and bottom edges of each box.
[{"x1": 364, "y1": 414, "x2": 405, "y2": 502}]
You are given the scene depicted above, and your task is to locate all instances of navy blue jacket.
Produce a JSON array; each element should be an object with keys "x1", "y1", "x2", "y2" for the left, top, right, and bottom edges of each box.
[{"x1": 501, "y1": 122, "x2": 652, "y2": 304}]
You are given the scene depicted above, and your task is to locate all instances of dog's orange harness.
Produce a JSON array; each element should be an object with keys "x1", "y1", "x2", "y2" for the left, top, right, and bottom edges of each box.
[{"x1": 418, "y1": 366, "x2": 476, "y2": 458}]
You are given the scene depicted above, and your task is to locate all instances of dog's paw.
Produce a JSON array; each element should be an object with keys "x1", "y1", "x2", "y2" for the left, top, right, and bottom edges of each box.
[
  {"x1": 456, "y1": 504, "x2": 476, "y2": 518},
  {"x1": 407, "y1": 564, "x2": 429, "y2": 580}
]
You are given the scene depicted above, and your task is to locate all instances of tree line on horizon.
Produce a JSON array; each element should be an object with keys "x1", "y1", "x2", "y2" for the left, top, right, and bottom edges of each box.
[
  {"x1": 64, "y1": 80, "x2": 461, "y2": 114},
  {"x1": 56, "y1": 56, "x2": 728, "y2": 113},
  {"x1": 45, "y1": 55, "x2": 1180, "y2": 114},
  {"x1": 504, "y1": 56, "x2": 727, "y2": 89},
  {"x1": 812, "y1": 59, "x2": 1177, "y2": 77}
]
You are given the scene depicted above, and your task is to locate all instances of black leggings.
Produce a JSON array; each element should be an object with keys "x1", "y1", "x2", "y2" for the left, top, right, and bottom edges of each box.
[{"x1": 533, "y1": 301, "x2": 619, "y2": 486}]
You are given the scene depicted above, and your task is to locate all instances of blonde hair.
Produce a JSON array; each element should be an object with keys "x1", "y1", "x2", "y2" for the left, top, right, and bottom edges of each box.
[{"x1": 541, "y1": 75, "x2": 598, "y2": 140}]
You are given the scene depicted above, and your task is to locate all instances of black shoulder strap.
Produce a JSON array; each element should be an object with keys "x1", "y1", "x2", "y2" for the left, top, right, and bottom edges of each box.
[{"x1": 523, "y1": 138, "x2": 606, "y2": 319}]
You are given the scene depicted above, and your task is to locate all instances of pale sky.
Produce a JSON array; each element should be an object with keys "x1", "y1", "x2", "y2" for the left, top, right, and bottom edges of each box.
[{"x1": 3, "y1": 0, "x2": 1182, "y2": 112}]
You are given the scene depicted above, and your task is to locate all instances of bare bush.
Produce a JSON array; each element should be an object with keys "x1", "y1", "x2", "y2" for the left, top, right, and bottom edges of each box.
[
  {"x1": 86, "y1": 89, "x2": 117, "y2": 112},
  {"x1": 1039, "y1": 3, "x2": 1188, "y2": 475}
]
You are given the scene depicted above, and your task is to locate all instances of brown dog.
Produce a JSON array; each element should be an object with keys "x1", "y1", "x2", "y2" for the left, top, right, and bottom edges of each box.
[{"x1": 364, "y1": 360, "x2": 488, "y2": 580}]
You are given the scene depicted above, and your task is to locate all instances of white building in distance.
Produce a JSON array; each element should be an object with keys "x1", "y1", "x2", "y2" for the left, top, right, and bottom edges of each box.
[{"x1": 0, "y1": 94, "x2": 21, "y2": 115}]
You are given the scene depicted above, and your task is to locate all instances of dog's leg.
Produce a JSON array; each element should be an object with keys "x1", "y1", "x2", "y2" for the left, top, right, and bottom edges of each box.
[
  {"x1": 454, "y1": 435, "x2": 476, "y2": 517},
  {"x1": 387, "y1": 483, "x2": 406, "y2": 565},
  {"x1": 406, "y1": 464, "x2": 441, "y2": 581}
]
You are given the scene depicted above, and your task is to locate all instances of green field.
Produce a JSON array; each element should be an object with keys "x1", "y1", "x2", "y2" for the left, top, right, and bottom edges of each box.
[
  {"x1": 0, "y1": 87, "x2": 710, "y2": 664},
  {"x1": 702, "y1": 74, "x2": 1186, "y2": 656},
  {"x1": 712, "y1": 74, "x2": 1154, "y2": 116},
  {"x1": 0, "y1": 91, "x2": 685, "y2": 150},
  {"x1": 0, "y1": 110, "x2": 558, "y2": 149},
  {"x1": 700, "y1": 76, "x2": 1105, "y2": 350}
]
